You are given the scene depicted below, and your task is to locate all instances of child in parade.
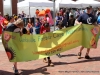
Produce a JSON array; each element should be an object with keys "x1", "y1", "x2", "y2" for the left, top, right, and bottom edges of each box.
[
  {"x1": 55, "y1": 13, "x2": 63, "y2": 30},
  {"x1": 35, "y1": 18, "x2": 41, "y2": 34},
  {"x1": 40, "y1": 18, "x2": 54, "y2": 67},
  {"x1": 55, "y1": 23, "x2": 62, "y2": 58},
  {"x1": 26, "y1": 18, "x2": 33, "y2": 35},
  {"x1": 5, "y1": 18, "x2": 24, "y2": 75}
]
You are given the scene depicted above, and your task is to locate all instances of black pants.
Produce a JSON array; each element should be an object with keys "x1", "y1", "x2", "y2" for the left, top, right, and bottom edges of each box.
[
  {"x1": 47, "y1": 57, "x2": 50, "y2": 60},
  {"x1": 44, "y1": 57, "x2": 50, "y2": 60}
]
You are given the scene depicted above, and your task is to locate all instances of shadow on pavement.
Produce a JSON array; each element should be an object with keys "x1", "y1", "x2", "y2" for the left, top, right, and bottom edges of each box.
[
  {"x1": 53, "y1": 62, "x2": 67, "y2": 66},
  {"x1": 20, "y1": 67, "x2": 50, "y2": 75},
  {"x1": 20, "y1": 62, "x2": 67, "y2": 75},
  {"x1": 61, "y1": 54, "x2": 77, "y2": 57},
  {"x1": 0, "y1": 70, "x2": 14, "y2": 75},
  {"x1": 67, "y1": 56, "x2": 100, "y2": 64}
]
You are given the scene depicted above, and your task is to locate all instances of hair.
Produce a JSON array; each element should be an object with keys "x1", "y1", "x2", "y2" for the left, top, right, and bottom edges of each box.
[
  {"x1": 14, "y1": 18, "x2": 24, "y2": 27},
  {"x1": 98, "y1": 12, "x2": 100, "y2": 16},
  {"x1": 75, "y1": 15, "x2": 79, "y2": 19},
  {"x1": 56, "y1": 13, "x2": 59, "y2": 16},
  {"x1": 89, "y1": 6, "x2": 92, "y2": 8},
  {"x1": 36, "y1": 18, "x2": 40, "y2": 22},
  {"x1": 22, "y1": 28, "x2": 27, "y2": 34},
  {"x1": 8, "y1": 16, "x2": 14, "y2": 21},
  {"x1": 45, "y1": 14, "x2": 49, "y2": 17},
  {"x1": 86, "y1": 7, "x2": 91, "y2": 10},
  {"x1": 70, "y1": 15, "x2": 74, "y2": 18},
  {"x1": 28, "y1": 18, "x2": 32, "y2": 24},
  {"x1": 4, "y1": 15, "x2": 9, "y2": 21},
  {"x1": 43, "y1": 22, "x2": 49, "y2": 28}
]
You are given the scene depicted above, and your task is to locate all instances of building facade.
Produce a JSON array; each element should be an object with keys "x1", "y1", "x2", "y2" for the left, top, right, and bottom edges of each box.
[
  {"x1": 18, "y1": 0, "x2": 24, "y2": 2},
  {"x1": 0, "y1": 0, "x2": 18, "y2": 16}
]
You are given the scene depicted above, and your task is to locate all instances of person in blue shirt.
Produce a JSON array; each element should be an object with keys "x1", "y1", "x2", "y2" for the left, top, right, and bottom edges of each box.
[
  {"x1": 35, "y1": 18, "x2": 41, "y2": 34},
  {"x1": 76, "y1": 6, "x2": 97, "y2": 59},
  {"x1": 56, "y1": 13, "x2": 63, "y2": 29}
]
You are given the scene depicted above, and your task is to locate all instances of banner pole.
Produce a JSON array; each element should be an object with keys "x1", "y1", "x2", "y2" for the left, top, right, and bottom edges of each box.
[{"x1": 53, "y1": 0, "x2": 56, "y2": 31}]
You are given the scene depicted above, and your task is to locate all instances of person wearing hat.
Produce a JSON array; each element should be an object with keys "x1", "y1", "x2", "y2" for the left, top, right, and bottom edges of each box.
[{"x1": 76, "y1": 6, "x2": 97, "y2": 59}]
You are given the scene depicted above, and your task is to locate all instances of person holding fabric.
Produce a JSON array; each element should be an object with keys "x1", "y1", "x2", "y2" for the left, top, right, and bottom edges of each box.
[
  {"x1": 40, "y1": 19, "x2": 54, "y2": 67},
  {"x1": 5, "y1": 18, "x2": 24, "y2": 74},
  {"x1": 76, "y1": 6, "x2": 97, "y2": 59}
]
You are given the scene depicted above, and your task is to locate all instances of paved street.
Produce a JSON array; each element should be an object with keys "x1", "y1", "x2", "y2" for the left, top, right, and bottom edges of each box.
[{"x1": 0, "y1": 38, "x2": 100, "y2": 75}]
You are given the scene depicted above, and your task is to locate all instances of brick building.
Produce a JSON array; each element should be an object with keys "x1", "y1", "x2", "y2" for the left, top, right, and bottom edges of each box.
[{"x1": 0, "y1": 0, "x2": 24, "y2": 16}]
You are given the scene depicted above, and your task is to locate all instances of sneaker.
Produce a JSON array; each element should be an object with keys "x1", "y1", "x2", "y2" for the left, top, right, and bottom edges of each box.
[
  {"x1": 85, "y1": 55, "x2": 92, "y2": 59},
  {"x1": 48, "y1": 60, "x2": 54, "y2": 67},
  {"x1": 78, "y1": 52, "x2": 81, "y2": 59},
  {"x1": 43, "y1": 58, "x2": 48, "y2": 63},
  {"x1": 13, "y1": 67, "x2": 19, "y2": 75},
  {"x1": 56, "y1": 54, "x2": 61, "y2": 58}
]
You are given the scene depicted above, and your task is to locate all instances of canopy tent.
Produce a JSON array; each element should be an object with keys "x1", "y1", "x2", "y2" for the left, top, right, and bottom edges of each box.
[
  {"x1": 59, "y1": 0, "x2": 100, "y2": 8},
  {"x1": 17, "y1": 0, "x2": 53, "y2": 17},
  {"x1": 18, "y1": 0, "x2": 53, "y2": 7},
  {"x1": 59, "y1": 0, "x2": 81, "y2": 8}
]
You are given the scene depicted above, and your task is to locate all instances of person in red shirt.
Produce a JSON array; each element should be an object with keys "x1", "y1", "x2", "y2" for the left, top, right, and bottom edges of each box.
[
  {"x1": 0, "y1": 16, "x2": 8, "y2": 36},
  {"x1": 40, "y1": 19, "x2": 54, "y2": 67},
  {"x1": 40, "y1": 19, "x2": 50, "y2": 34}
]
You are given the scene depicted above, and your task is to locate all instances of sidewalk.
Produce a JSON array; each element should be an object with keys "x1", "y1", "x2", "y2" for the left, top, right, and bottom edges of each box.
[{"x1": 0, "y1": 40, "x2": 100, "y2": 75}]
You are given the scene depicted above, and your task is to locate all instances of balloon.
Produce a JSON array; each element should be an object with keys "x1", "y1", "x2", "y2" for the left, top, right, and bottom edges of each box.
[
  {"x1": 38, "y1": 10, "x2": 46, "y2": 16},
  {"x1": 45, "y1": 8, "x2": 50, "y2": 13}
]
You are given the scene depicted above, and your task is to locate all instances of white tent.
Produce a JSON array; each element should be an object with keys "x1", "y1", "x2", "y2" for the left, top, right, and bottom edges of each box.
[
  {"x1": 18, "y1": 0, "x2": 53, "y2": 7},
  {"x1": 59, "y1": 0, "x2": 81, "y2": 8},
  {"x1": 76, "y1": 0, "x2": 100, "y2": 8},
  {"x1": 17, "y1": 0, "x2": 53, "y2": 17},
  {"x1": 59, "y1": 0, "x2": 100, "y2": 8}
]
